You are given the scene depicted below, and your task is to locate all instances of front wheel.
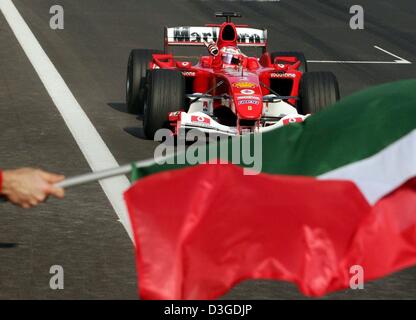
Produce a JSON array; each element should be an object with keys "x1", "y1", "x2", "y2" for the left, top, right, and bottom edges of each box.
[
  {"x1": 126, "y1": 49, "x2": 162, "y2": 115},
  {"x1": 299, "y1": 72, "x2": 340, "y2": 114},
  {"x1": 144, "y1": 69, "x2": 185, "y2": 139}
]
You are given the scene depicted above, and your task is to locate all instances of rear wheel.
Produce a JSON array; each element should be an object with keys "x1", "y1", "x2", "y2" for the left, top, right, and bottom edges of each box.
[
  {"x1": 271, "y1": 51, "x2": 308, "y2": 73},
  {"x1": 299, "y1": 72, "x2": 340, "y2": 114},
  {"x1": 126, "y1": 49, "x2": 162, "y2": 115},
  {"x1": 144, "y1": 69, "x2": 185, "y2": 139}
]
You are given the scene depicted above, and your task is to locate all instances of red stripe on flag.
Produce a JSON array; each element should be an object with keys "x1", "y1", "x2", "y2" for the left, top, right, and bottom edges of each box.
[{"x1": 124, "y1": 163, "x2": 416, "y2": 300}]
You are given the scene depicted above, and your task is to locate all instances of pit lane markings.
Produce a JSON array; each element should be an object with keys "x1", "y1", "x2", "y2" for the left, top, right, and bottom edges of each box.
[
  {"x1": 0, "y1": 0, "x2": 133, "y2": 241},
  {"x1": 308, "y1": 45, "x2": 411, "y2": 64}
]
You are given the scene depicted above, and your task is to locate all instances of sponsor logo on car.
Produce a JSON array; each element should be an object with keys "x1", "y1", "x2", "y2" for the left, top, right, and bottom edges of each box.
[
  {"x1": 237, "y1": 95, "x2": 260, "y2": 100},
  {"x1": 169, "y1": 111, "x2": 181, "y2": 121},
  {"x1": 168, "y1": 27, "x2": 264, "y2": 44},
  {"x1": 233, "y1": 81, "x2": 256, "y2": 89},
  {"x1": 202, "y1": 101, "x2": 209, "y2": 112},
  {"x1": 182, "y1": 71, "x2": 196, "y2": 77},
  {"x1": 271, "y1": 72, "x2": 296, "y2": 78},
  {"x1": 240, "y1": 89, "x2": 255, "y2": 95},
  {"x1": 191, "y1": 115, "x2": 210, "y2": 124},
  {"x1": 238, "y1": 99, "x2": 260, "y2": 105},
  {"x1": 282, "y1": 117, "x2": 304, "y2": 125}
]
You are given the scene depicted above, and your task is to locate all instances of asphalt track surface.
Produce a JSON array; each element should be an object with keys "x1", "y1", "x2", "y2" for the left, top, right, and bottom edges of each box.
[{"x1": 0, "y1": 0, "x2": 415, "y2": 299}]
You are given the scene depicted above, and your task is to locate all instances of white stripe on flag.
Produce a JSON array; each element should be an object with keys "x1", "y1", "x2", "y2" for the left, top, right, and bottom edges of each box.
[{"x1": 319, "y1": 129, "x2": 416, "y2": 205}]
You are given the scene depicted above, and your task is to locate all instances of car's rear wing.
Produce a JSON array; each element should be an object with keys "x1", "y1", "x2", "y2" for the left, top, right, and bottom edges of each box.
[{"x1": 164, "y1": 26, "x2": 267, "y2": 52}]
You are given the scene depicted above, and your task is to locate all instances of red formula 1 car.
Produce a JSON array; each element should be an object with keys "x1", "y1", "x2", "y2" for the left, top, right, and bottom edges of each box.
[{"x1": 126, "y1": 12, "x2": 340, "y2": 139}]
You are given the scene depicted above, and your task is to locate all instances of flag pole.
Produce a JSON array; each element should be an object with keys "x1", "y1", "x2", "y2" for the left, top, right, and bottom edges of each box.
[
  {"x1": 56, "y1": 158, "x2": 158, "y2": 189},
  {"x1": 0, "y1": 158, "x2": 159, "y2": 203}
]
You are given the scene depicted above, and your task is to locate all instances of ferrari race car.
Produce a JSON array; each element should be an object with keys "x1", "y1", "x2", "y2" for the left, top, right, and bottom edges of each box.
[{"x1": 126, "y1": 12, "x2": 340, "y2": 139}]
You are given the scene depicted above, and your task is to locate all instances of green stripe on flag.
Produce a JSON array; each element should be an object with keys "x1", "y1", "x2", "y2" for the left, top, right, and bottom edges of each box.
[
  {"x1": 131, "y1": 162, "x2": 140, "y2": 183},
  {"x1": 135, "y1": 79, "x2": 416, "y2": 179}
]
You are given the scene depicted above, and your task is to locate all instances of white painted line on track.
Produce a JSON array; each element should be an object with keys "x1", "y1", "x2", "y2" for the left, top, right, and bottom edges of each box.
[
  {"x1": 374, "y1": 45, "x2": 411, "y2": 64},
  {"x1": 0, "y1": 0, "x2": 134, "y2": 242},
  {"x1": 308, "y1": 45, "x2": 411, "y2": 64}
]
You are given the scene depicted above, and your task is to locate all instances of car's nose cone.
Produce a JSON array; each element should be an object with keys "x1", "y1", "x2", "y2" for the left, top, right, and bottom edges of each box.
[{"x1": 231, "y1": 81, "x2": 263, "y2": 119}]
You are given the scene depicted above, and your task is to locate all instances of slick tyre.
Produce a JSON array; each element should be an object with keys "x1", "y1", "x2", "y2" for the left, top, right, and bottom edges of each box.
[
  {"x1": 299, "y1": 72, "x2": 340, "y2": 114},
  {"x1": 271, "y1": 51, "x2": 308, "y2": 73},
  {"x1": 144, "y1": 69, "x2": 185, "y2": 139},
  {"x1": 126, "y1": 49, "x2": 162, "y2": 115}
]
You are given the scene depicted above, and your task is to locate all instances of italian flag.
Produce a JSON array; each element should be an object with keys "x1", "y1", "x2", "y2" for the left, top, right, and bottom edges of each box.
[{"x1": 124, "y1": 80, "x2": 416, "y2": 300}]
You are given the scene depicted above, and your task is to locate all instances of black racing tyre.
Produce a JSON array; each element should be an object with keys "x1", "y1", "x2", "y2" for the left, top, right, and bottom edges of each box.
[
  {"x1": 144, "y1": 69, "x2": 185, "y2": 139},
  {"x1": 299, "y1": 72, "x2": 340, "y2": 114},
  {"x1": 126, "y1": 49, "x2": 162, "y2": 115},
  {"x1": 270, "y1": 51, "x2": 308, "y2": 74}
]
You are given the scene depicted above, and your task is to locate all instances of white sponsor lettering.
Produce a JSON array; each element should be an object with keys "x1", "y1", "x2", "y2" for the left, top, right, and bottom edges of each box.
[
  {"x1": 167, "y1": 26, "x2": 266, "y2": 45},
  {"x1": 271, "y1": 73, "x2": 296, "y2": 78},
  {"x1": 240, "y1": 89, "x2": 255, "y2": 95},
  {"x1": 238, "y1": 99, "x2": 260, "y2": 105},
  {"x1": 237, "y1": 95, "x2": 260, "y2": 100}
]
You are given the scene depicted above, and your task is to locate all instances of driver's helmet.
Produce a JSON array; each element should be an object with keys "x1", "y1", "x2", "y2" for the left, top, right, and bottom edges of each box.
[{"x1": 220, "y1": 46, "x2": 244, "y2": 65}]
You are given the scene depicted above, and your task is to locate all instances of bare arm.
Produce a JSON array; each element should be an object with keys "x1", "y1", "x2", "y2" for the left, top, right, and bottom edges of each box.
[{"x1": 0, "y1": 168, "x2": 65, "y2": 208}]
